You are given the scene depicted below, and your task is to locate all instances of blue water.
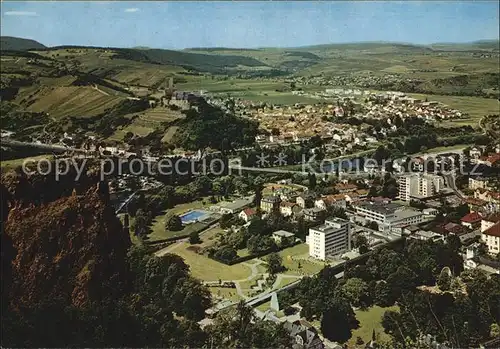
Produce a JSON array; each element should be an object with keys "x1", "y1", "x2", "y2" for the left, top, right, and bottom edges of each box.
[{"x1": 180, "y1": 210, "x2": 209, "y2": 223}]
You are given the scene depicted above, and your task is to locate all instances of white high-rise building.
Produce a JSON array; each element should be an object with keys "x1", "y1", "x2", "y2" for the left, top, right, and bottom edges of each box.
[
  {"x1": 308, "y1": 218, "x2": 351, "y2": 261},
  {"x1": 398, "y1": 173, "x2": 444, "y2": 201}
]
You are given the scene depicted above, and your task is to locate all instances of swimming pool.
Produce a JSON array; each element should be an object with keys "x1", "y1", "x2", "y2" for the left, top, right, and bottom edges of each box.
[{"x1": 180, "y1": 210, "x2": 210, "y2": 224}]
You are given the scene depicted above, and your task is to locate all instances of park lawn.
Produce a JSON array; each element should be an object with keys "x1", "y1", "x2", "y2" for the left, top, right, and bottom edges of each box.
[
  {"x1": 273, "y1": 276, "x2": 301, "y2": 289},
  {"x1": 1, "y1": 154, "x2": 54, "y2": 171},
  {"x1": 256, "y1": 300, "x2": 272, "y2": 312},
  {"x1": 148, "y1": 198, "x2": 210, "y2": 241},
  {"x1": 209, "y1": 287, "x2": 242, "y2": 303},
  {"x1": 348, "y1": 305, "x2": 400, "y2": 346},
  {"x1": 198, "y1": 226, "x2": 225, "y2": 248},
  {"x1": 255, "y1": 300, "x2": 285, "y2": 317},
  {"x1": 238, "y1": 277, "x2": 262, "y2": 291},
  {"x1": 237, "y1": 248, "x2": 250, "y2": 257},
  {"x1": 279, "y1": 244, "x2": 326, "y2": 276},
  {"x1": 172, "y1": 242, "x2": 252, "y2": 281},
  {"x1": 422, "y1": 143, "x2": 471, "y2": 154}
]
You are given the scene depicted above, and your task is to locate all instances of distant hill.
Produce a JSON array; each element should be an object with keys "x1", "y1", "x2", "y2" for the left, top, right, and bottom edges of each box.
[
  {"x1": 0, "y1": 36, "x2": 46, "y2": 51},
  {"x1": 430, "y1": 40, "x2": 499, "y2": 52}
]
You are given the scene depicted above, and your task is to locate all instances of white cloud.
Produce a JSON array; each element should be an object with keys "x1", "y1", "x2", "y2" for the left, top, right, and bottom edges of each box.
[
  {"x1": 124, "y1": 8, "x2": 139, "y2": 13},
  {"x1": 4, "y1": 11, "x2": 39, "y2": 17}
]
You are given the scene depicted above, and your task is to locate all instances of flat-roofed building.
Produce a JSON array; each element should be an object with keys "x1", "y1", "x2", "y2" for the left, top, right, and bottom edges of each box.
[
  {"x1": 398, "y1": 173, "x2": 444, "y2": 201},
  {"x1": 354, "y1": 201, "x2": 426, "y2": 232},
  {"x1": 308, "y1": 218, "x2": 351, "y2": 260}
]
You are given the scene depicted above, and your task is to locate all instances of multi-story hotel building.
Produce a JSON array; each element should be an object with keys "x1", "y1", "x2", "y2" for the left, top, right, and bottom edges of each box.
[{"x1": 308, "y1": 218, "x2": 351, "y2": 260}]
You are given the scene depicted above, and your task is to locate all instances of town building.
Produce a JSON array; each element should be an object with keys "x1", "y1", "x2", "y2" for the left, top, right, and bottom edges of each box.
[
  {"x1": 280, "y1": 201, "x2": 300, "y2": 217},
  {"x1": 354, "y1": 201, "x2": 426, "y2": 232},
  {"x1": 210, "y1": 197, "x2": 253, "y2": 215},
  {"x1": 308, "y1": 217, "x2": 351, "y2": 260},
  {"x1": 303, "y1": 207, "x2": 325, "y2": 222},
  {"x1": 469, "y1": 176, "x2": 494, "y2": 191},
  {"x1": 482, "y1": 212, "x2": 500, "y2": 233},
  {"x1": 260, "y1": 195, "x2": 281, "y2": 213},
  {"x1": 314, "y1": 194, "x2": 347, "y2": 210},
  {"x1": 296, "y1": 192, "x2": 316, "y2": 208},
  {"x1": 481, "y1": 222, "x2": 500, "y2": 256},
  {"x1": 464, "y1": 245, "x2": 500, "y2": 275},
  {"x1": 239, "y1": 208, "x2": 257, "y2": 222},
  {"x1": 283, "y1": 319, "x2": 324, "y2": 349},
  {"x1": 272, "y1": 230, "x2": 295, "y2": 245},
  {"x1": 398, "y1": 173, "x2": 445, "y2": 201},
  {"x1": 335, "y1": 183, "x2": 358, "y2": 193},
  {"x1": 460, "y1": 211, "x2": 482, "y2": 229}
]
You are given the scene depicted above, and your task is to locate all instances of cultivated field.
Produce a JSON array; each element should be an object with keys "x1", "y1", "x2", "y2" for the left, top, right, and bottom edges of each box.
[{"x1": 16, "y1": 86, "x2": 124, "y2": 118}]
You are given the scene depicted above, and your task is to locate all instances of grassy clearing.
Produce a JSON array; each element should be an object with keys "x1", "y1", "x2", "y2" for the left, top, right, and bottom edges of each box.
[
  {"x1": 274, "y1": 276, "x2": 301, "y2": 289},
  {"x1": 423, "y1": 143, "x2": 471, "y2": 154},
  {"x1": 109, "y1": 124, "x2": 155, "y2": 141},
  {"x1": 1, "y1": 154, "x2": 53, "y2": 171},
  {"x1": 161, "y1": 126, "x2": 179, "y2": 143},
  {"x1": 237, "y1": 248, "x2": 250, "y2": 257},
  {"x1": 209, "y1": 287, "x2": 242, "y2": 302},
  {"x1": 279, "y1": 244, "x2": 326, "y2": 276},
  {"x1": 255, "y1": 300, "x2": 285, "y2": 317},
  {"x1": 172, "y1": 242, "x2": 252, "y2": 281},
  {"x1": 348, "y1": 305, "x2": 400, "y2": 346},
  {"x1": 198, "y1": 225, "x2": 225, "y2": 248}
]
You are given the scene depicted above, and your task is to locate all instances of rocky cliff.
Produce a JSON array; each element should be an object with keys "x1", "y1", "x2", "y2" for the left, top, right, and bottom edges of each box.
[{"x1": 4, "y1": 186, "x2": 131, "y2": 309}]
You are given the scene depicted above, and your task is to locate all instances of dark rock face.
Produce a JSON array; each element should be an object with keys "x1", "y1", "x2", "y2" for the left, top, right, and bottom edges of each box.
[{"x1": 5, "y1": 188, "x2": 131, "y2": 309}]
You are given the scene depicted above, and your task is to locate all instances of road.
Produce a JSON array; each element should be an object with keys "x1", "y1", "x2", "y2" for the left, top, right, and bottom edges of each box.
[{"x1": 1, "y1": 138, "x2": 83, "y2": 153}]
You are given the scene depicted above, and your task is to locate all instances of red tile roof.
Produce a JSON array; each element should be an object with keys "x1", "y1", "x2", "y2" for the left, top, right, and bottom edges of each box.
[
  {"x1": 461, "y1": 211, "x2": 482, "y2": 223},
  {"x1": 484, "y1": 212, "x2": 500, "y2": 224},
  {"x1": 483, "y1": 222, "x2": 500, "y2": 237},
  {"x1": 242, "y1": 208, "x2": 256, "y2": 216},
  {"x1": 465, "y1": 198, "x2": 487, "y2": 206}
]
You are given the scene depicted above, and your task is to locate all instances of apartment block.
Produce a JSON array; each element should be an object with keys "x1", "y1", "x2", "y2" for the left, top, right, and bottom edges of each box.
[
  {"x1": 398, "y1": 173, "x2": 444, "y2": 201},
  {"x1": 308, "y1": 218, "x2": 351, "y2": 260}
]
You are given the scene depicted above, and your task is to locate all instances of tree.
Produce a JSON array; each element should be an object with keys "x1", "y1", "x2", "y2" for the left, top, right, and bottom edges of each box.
[
  {"x1": 341, "y1": 278, "x2": 371, "y2": 308},
  {"x1": 189, "y1": 231, "x2": 201, "y2": 244},
  {"x1": 320, "y1": 297, "x2": 359, "y2": 343},
  {"x1": 206, "y1": 301, "x2": 292, "y2": 348},
  {"x1": 166, "y1": 215, "x2": 183, "y2": 231},
  {"x1": 367, "y1": 221, "x2": 379, "y2": 231},
  {"x1": 353, "y1": 234, "x2": 369, "y2": 254},
  {"x1": 134, "y1": 209, "x2": 149, "y2": 236},
  {"x1": 374, "y1": 281, "x2": 394, "y2": 307},
  {"x1": 219, "y1": 213, "x2": 234, "y2": 229},
  {"x1": 266, "y1": 253, "x2": 284, "y2": 275},
  {"x1": 308, "y1": 173, "x2": 317, "y2": 190},
  {"x1": 213, "y1": 246, "x2": 237, "y2": 263},
  {"x1": 446, "y1": 234, "x2": 461, "y2": 252},
  {"x1": 437, "y1": 268, "x2": 452, "y2": 291}
]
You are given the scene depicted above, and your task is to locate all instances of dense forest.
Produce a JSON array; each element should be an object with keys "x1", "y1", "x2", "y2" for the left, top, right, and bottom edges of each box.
[{"x1": 173, "y1": 100, "x2": 259, "y2": 151}]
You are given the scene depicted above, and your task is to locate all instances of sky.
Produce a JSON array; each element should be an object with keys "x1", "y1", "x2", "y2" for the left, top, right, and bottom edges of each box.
[{"x1": 1, "y1": 1, "x2": 499, "y2": 49}]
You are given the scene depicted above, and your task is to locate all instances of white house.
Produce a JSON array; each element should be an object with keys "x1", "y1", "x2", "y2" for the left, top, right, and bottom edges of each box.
[{"x1": 239, "y1": 208, "x2": 257, "y2": 222}]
